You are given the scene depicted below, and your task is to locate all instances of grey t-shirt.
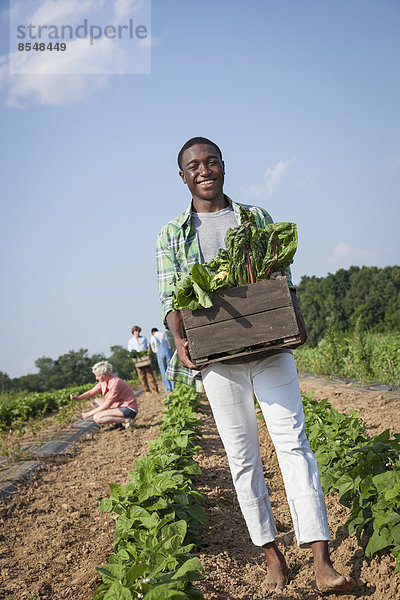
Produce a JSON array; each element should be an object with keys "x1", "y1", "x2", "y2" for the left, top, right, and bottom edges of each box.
[
  {"x1": 191, "y1": 205, "x2": 237, "y2": 264},
  {"x1": 191, "y1": 204, "x2": 292, "y2": 364}
]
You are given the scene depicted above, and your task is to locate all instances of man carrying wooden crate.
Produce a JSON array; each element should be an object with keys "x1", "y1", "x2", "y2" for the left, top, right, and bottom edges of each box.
[
  {"x1": 127, "y1": 325, "x2": 159, "y2": 394},
  {"x1": 156, "y1": 137, "x2": 354, "y2": 594}
]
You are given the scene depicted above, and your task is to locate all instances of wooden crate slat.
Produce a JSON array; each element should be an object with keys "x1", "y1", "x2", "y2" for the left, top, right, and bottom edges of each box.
[
  {"x1": 181, "y1": 278, "x2": 291, "y2": 329},
  {"x1": 192, "y1": 338, "x2": 299, "y2": 366},
  {"x1": 186, "y1": 306, "x2": 299, "y2": 360}
]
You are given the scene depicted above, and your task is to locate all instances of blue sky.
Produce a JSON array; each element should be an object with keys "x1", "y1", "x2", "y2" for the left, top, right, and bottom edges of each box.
[{"x1": 1, "y1": 0, "x2": 399, "y2": 378}]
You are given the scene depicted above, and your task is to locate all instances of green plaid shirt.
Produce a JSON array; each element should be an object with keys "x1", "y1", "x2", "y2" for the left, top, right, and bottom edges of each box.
[{"x1": 156, "y1": 195, "x2": 294, "y2": 389}]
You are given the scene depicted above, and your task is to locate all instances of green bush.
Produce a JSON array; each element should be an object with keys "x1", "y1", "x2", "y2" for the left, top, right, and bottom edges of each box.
[
  {"x1": 294, "y1": 330, "x2": 400, "y2": 385},
  {"x1": 302, "y1": 393, "x2": 400, "y2": 572}
]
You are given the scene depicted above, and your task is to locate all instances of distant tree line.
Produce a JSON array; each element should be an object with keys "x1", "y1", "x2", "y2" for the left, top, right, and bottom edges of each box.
[
  {"x1": 0, "y1": 345, "x2": 159, "y2": 394},
  {"x1": 2, "y1": 265, "x2": 398, "y2": 392},
  {"x1": 296, "y1": 265, "x2": 400, "y2": 346}
]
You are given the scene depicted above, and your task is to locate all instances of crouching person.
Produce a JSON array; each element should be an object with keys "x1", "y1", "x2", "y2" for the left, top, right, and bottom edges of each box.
[{"x1": 70, "y1": 361, "x2": 138, "y2": 430}]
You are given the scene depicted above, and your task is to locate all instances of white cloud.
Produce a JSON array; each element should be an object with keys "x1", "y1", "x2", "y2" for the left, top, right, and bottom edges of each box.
[
  {"x1": 328, "y1": 242, "x2": 396, "y2": 271},
  {"x1": 12, "y1": 34, "x2": 128, "y2": 75},
  {"x1": 297, "y1": 175, "x2": 316, "y2": 188},
  {"x1": 113, "y1": 0, "x2": 143, "y2": 22},
  {"x1": 384, "y1": 153, "x2": 400, "y2": 173},
  {"x1": 1, "y1": 0, "x2": 151, "y2": 106},
  {"x1": 328, "y1": 242, "x2": 352, "y2": 266},
  {"x1": 0, "y1": 53, "x2": 109, "y2": 106},
  {"x1": 30, "y1": 0, "x2": 104, "y2": 25},
  {"x1": 245, "y1": 157, "x2": 296, "y2": 196}
]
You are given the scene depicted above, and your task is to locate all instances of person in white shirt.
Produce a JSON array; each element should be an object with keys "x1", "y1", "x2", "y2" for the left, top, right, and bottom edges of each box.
[
  {"x1": 127, "y1": 325, "x2": 159, "y2": 394},
  {"x1": 150, "y1": 328, "x2": 174, "y2": 392}
]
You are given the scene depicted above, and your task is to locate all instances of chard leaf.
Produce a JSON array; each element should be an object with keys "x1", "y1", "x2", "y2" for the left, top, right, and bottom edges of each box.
[
  {"x1": 191, "y1": 264, "x2": 212, "y2": 291},
  {"x1": 192, "y1": 282, "x2": 213, "y2": 308}
]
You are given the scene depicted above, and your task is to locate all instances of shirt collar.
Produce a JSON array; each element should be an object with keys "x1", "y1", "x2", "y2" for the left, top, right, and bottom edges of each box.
[{"x1": 177, "y1": 194, "x2": 241, "y2": 228}]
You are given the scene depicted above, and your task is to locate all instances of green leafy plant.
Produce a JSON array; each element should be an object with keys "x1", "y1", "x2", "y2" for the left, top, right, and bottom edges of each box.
[{"x1": 301, "y1": 393, "x2": 400, "y2": 572}]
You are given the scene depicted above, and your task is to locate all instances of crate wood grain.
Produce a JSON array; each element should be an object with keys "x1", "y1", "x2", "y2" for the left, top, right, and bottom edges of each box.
[
  {"x1": 181, "y1": 276, "x2": 300, "y2": 366},
  {"x1": 133, "y1": 357, "x2": 152, "y2": 368}
]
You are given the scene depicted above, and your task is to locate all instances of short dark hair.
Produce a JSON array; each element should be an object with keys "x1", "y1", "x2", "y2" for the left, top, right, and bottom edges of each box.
[
  {"x1": 151, "y1": 328, "x2": 158, "y2": 333},
  {"x1": 177, "y1": 137, "x2": 222, "y2": 170}
]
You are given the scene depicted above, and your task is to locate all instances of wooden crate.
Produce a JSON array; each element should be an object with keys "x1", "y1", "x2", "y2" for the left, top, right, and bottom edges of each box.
[
  {"x1": 180, "y1": 274, "x2": 300, "y2": 367},
  {"x1": 133, "y1": 357, "x2": 152, "y2": 368}
]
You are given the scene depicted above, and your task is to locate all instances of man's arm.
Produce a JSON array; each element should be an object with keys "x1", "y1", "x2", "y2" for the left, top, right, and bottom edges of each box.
[
  {"x1": 156, "y1": 227, "x2": 177, "y2": 326},
  {"x1": 150, "y1": 336, "x2": 158, "y2": 353},
  {"x1": 166, "y1": 310, "x2": 197, "y2": 370}
]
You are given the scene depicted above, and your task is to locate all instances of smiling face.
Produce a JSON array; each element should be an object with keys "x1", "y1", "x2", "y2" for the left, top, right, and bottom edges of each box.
[{"x1": 179, "y1": 143, "x2": 226, "y2": 212}]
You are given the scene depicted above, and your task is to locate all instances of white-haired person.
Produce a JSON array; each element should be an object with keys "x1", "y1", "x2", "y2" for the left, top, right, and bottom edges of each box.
[{"x1": 70, "y1": 361, "x2": 138, "y2": 429}]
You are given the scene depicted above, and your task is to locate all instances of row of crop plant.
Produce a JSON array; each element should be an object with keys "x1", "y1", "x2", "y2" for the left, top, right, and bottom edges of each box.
[
  {"x1": 294, "y1": 326, "x2": 400, "y2": 385},
  {"x1": 0, "y1": 383, "x2": 95, "y2": 429},
  {"x1": 302, "y1": 393, "x2": 400, "y2": 572},
  {"x1": 94, "y1": 384, "x2": 207, "y2": 600}
]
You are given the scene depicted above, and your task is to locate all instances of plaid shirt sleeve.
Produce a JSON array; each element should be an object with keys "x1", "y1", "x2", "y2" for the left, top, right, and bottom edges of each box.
[
  {"x1": 156, "y1": 219, "x2": 205, "y2": 390},
  {"x1": 156, "y1": 224, "x2": 178, "y2": 326}
]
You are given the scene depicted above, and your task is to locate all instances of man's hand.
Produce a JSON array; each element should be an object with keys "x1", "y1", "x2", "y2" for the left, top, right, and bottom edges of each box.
[
  {"x1": 175, "y1": 337, "x2": 197, "y2": 370},
  {"x1": 81, "y1": 411, "x2": 90, "y2": 420},
  {"x1": 70, "y1": 393, "x2": 78, "y2": 400},
  {"x1": 290, "y1": 289, "x2": 307, "y2": 346},
  {"x1": 166, "y1": 310, "x2": 197, "y2": 370}
]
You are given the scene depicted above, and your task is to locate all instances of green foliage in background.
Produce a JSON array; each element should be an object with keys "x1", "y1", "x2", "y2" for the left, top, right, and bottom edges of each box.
[
  {"x1": 0, "y1": 346, "x2": 145, "y2": 395},
  {"x1": 0, "y1": 382, "x2": 94, "y2": 430},
  {"x1": 294, "y1": 321, "x2": 400, "y2": 385},
  {"x1": 297, "y1": 265, "x2": 400, "y2": 347}
]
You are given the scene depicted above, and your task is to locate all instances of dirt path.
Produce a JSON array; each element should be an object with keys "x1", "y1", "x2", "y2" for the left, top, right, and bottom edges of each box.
[
  {"x1": 195, "y1": 376, "x2": 400, "y2": 600},
  {"x1": 0, "y1": 391, "x2": 167, "y2": 600},
  {"x1": 1, "y1": 378, "x2": 400, "y2": 599}
]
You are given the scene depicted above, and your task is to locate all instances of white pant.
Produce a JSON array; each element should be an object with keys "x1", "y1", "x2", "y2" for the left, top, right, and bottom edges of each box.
[{"x1": 201, "y1": 352, "x2": 331, "y2": 547}]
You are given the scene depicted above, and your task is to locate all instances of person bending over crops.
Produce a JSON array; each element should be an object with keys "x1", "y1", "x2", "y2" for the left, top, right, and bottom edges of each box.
[
  {"x1": 70, "y1": 361, "x2": 138, "y2": 430},
  {"x1": 155, "y1": 137, "x2": 355, "y2": 595}
]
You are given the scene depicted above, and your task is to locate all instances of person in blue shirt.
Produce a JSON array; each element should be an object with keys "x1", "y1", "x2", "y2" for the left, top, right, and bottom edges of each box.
[{"x1": 150, "y1": 327, "x2": 174, "y2": 393}]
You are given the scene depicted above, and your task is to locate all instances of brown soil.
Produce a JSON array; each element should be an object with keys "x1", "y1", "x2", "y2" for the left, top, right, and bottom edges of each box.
[{"x1": 1, "y1": 377, "x2": 400, "y2": 600}]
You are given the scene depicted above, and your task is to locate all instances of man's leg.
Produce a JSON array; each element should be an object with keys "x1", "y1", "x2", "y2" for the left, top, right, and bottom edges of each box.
[
  {"x1": 157, "y1": 353, "x2": 172, "y2": 392},
  {"x1": 201, "y1": 362, "x2": 277, "y2": 546},
  {"x1": 252, "y1": 353, "x2": 330, "y2": 546},
  {"x1": 145, "y1": 365, "x2": 159, "y2": 394},
  {"x1": 311, "y1": 541, "x2": 355, "y2": 592},
  {"x1": 252, "y1": 352, "x2": 354, "y2": 592},
  {"x1": 137, "y1": 366, "x2": 150, "y2": 392}
]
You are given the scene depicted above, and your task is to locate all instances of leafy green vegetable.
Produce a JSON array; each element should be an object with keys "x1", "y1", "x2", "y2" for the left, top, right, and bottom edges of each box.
[
  {"x1": 172, "y1": 207, "x2": 298, "y2": 311},
  {"x1": 300, "y1": 392, "x2": 400, "y2": 573}
]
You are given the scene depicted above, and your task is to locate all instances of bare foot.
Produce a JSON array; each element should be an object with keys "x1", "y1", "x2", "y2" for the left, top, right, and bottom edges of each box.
[
  {"x1": 315, "y1": 563, "x2": 355, "y2": 593},
  {"x1": 261, "y1": 543, "x2": 288, "y2": 595},
  {"x1": 311, "y1": 541, "x2": 355, "y2": 593}
]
